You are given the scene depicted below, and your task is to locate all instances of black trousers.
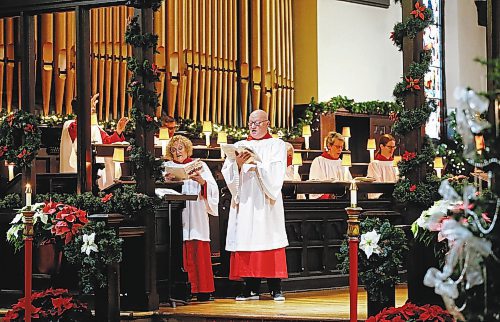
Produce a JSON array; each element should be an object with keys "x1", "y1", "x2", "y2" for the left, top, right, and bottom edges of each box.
[{"x1": 244, "y1": 277, "x2": 281, "y2": 294}]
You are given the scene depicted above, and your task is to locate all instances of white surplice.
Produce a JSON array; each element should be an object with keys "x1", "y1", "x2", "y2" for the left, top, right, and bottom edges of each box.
[
  {"x1": 308, "y1": 156, "x2": 353, "y2": 199},
  {"x1": 367, "y1": 160, "x2": 398, "y2": 183},
  {"x1": 222, "y1": 138, "x2": 289, "y2": 251},
  {"x1": 163, "y1": 160, "x2": 219, "y2": 241}
]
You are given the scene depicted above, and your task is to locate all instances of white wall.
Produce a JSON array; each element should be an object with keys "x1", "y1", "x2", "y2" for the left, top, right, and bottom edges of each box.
[
  {"x1": 445, "y1": 0, "x2": 487, "y2": 110},
  {"x1": 316, "y1": 0, "x2": 403, "y2": 102}
]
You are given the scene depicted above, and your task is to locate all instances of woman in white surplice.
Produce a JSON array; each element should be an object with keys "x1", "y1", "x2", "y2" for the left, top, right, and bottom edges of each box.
[
  {"x1": 308, "y1": 131, "x2": 352, "y2": 199},
  {"x1": 163, "y1": 135, "x2": 219, "y2": 302},
  {"x1": 221, "y1": 110, "x2": 288, "y2": 302},
  {"x1": 367, "y1": 134, "x2": 398, "y2": 183}
]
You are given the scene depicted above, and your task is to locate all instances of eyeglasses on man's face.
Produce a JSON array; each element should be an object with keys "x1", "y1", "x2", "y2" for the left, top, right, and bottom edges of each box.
[
  {"x1": 384, "y1": 144, "x2": 397, "y2": 149},
  {"x1": 248, "y1": 120, "x2": 269, "y2": 127}
]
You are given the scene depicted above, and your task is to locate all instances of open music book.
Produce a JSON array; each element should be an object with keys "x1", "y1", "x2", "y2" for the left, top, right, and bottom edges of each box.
[
  {"x1": 220, "y1": 144, "x2": 262, "y2": 163},
  {"x1": 164, "y1": 159, "x2": 204, "y2": 180}
]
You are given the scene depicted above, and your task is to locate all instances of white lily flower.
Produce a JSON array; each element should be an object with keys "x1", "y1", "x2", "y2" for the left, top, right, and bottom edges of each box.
[
  {"x1": 81, "y1": 233, "x2": 99, "y2": 255},
  {"x1": 7, "y1": 225, "x2": 22, "y2": 240},
  {"x1": 359, "y1": 229, "x2": 382, "y2": 259},
  {"x1": 10, "y1": 213, "x2": 24, "y2": 224}
]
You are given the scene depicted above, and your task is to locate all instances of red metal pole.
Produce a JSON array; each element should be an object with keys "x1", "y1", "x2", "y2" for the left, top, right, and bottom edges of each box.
[
  {"x1": 23, "y1": 210, "x2": 35, "y2": 322},
  {"x1": 346, "y1": 206, "x2": 362, "y2": 322}
]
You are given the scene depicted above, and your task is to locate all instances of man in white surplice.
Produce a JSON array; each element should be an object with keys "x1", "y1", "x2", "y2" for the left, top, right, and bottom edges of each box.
[
  {"x1": 309, "y1": 131, "x2": 352, "y2": 199},
  {"x1": 221, "y1": 110, "x2": 288, "y2": 302}
]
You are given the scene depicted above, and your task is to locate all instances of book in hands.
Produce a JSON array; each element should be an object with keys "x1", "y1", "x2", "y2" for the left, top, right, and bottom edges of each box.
[
  {"x1": 165, "y1": 159, "x2": 204, "y2": 180},
  {"x1": 220, "y1": 144, "x2": 262, "y2": 163}
]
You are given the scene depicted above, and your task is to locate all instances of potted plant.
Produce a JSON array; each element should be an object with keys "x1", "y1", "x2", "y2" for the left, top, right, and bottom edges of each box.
[
  {"x1": 3, "y1": 288, "x2": 93, "y2": 322},
  {"x1": 366, "y1": 301, "x2": 454, "y2": 321},
  {"x1": 337, "y1": 218, "x2": 408, "y2": 317},
  {"x1": 6, "y1": 201, "x2": 88, "y2": 274}
]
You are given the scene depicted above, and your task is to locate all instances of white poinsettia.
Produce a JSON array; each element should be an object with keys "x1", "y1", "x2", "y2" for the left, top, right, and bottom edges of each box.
[
  {"x1": 359, "y1": 229, "x2": 382, "y2": 259},
  {"x1": 81, "y1": 233, "x2": 99, "y2": 255}
]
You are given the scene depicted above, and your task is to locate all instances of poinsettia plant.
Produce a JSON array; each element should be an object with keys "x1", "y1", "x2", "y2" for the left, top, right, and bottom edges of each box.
[
  {"x1": 3, "y1": 288, "x2": 93, "y2": 322},
  {"x1": 366, "y1": 301, "x2": 454, "y2": 322},
  {"x1": 6, "y1": 202, "x2": 88, "y2": 252}
]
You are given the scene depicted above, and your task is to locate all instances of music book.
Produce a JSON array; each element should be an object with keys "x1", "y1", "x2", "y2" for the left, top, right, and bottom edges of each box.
[
  {"x1": 164, "y1": 159, "x2": 204, "y2": 180},
  {"x1": 220, "y1": 144, "x2": 262, "y2": 163}
]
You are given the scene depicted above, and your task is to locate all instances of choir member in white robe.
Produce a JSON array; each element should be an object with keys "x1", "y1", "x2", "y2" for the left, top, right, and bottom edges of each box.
[
  {"x1": 367, "y1": 134, "x2": 398, "y2": 198},
  {"x1": 163, "y1": 135, "x2": 219, "y2": 301},
  {"x1": 221, "y1": 110, "x2": 288, "y2": 302},
  {"x1": 284, "y1": 142, "x2": 305, "y2": 199},
  {"x1": 309, "y1": 131, "x2": 352, "y2": 199}
]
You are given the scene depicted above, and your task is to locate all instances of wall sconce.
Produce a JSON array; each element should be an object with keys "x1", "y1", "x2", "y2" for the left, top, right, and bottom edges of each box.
[
  {"x1": 393, "y1": 155, "x2": 402, "y2": 177},
  {"x1": 367, "y1": 138, "x2": 376, "y2": 162},
  {"x1": 112, "y1": 147, "x2": 125, "y2": 180},
  {"x1": 302, "y1": 125, "x2": 311, "y2": 150},
  {"x1": 159, "y1": 127, "x2": 170, "y2": 157},
  {"x1": 342, "y1": 127, "x2": 351, "y2": 151},
  {"x1": 341, "y1": 153, "x2": 352, "y2": 181},
  {"x1": 292, "y1": 152, "x2": 303, "y2": 179},
  {"x1": 91, "y1": 113, "x2": 99, "y2": 126},
  {"x1": 202, "y1": 121, "x2": 212, "y2": 147},
  {"x1": 5, "y1": 161, "x2": 15, "y2": 181},
  {"x1": 349, "y1": 180, "x2": 358, "y2": 208},
  {"x1": 217, "y1": 131, "x2": 228, "y2": 158},
  {"x1": 433, "y1": 156, "x2": 444, "y2": 178}
]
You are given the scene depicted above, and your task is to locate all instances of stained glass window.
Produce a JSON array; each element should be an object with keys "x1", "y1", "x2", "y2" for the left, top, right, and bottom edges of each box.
[{"x1": 423, "y1": 0, "x2": 444, "y2": 139}]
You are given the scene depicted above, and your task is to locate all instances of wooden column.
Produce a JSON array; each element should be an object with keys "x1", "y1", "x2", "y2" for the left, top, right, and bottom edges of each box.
[
  {"x1": 20, "y1": 12, "x2": 37, "y2": 196},
  {"x1": 75, "y1": 6, "x2": 92, "y2": 193},
  {"x1": 132, "y1": 7, "x2": 159, "y2": 310}
]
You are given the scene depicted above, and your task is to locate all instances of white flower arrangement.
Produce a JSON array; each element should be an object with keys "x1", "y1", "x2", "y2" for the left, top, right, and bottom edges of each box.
[
  {"x1": 359, "y1": 229, "x2": 382, "y2": 259},
  {"x1": 81, "y1": 233, "x2": 99, "y2": 255}
]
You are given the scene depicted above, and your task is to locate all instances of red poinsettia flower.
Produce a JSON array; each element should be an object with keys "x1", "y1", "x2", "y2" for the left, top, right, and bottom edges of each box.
[
  {"x1": 145, "y1": 114, "x2": 153, "y2": 122},
  {"x1": 409, "y1": 184, "x2": 417, "y2": 192},
  {"x1": 17, "y1": 149, "x2": 29, "y2": 159},
  {"x1": 101, "y1": 193, "x2": 113, "y2": 203},
  {"x1": 52, "y1": 296, "x2": 74, "y2": 315},
  {"x1": 0, "y1": 146, "x2": 8, "y2": 157},
  {"x1": 24, "y1": 123, "x2": 35, "y2": 133},
  {"x1": 389, "y1": 111, "x2": 398, "y2": 121},
  {"x1": 6, "y1": 114, "x2": 14, "y2": 126},
  {"x1": 389, "y1": 31, "x2": 395, "y2": 41},
  {"x1": 402, "y1": 151, "x2": 417, "y2": 161},
  {"x1": 410, "y1": 2, "x2": 426, "y2": 20},
  {"x1": 151, "y1": 63, "x2": 159, "y2": 75},
  {"x1": 405, "y1": 76, "x2": 421, "y2": 91}
]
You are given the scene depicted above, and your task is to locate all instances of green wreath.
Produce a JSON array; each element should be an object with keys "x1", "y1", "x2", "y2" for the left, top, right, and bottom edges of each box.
[{"x1": 0, "y1": 111, "x2": 42, "y2": 168}]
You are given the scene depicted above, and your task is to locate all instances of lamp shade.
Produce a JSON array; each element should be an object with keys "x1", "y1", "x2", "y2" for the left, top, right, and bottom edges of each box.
[
  {"x1": 112, "y1": 147, "x2": 125, "y2": 163},
  {"x1": 159, "y1": 127, "x2": 170, "y2": 140},
  {"x1": 342, "y1": 127, "x2": 351, "y2": 138},
  {"x1": 475, "y1": 135, "x2": 485, "y2": 150},
  {"x1": 91, "y1": 113, "x2": 98, "y2": 126},
  {"x1": 202, "y1": 121, "x2": 212, "y2": 133},
  {"x1": 217, "y1": 131, "x2": 228, "y2": 144},
  {"x1": 292, "y1": 152, "x2": 303, "y2": 166},
  {"x1": 341, "y1": 153, "x2": 352, "y2": 167},
  {"x1": 393, "y1": 155, "x2": 402, "y2": 167},
  {"x1": 433, "y1": 157, "x2": 444, "y2": 169},
  {"x1": 272, "y1": 133, "x2": 279, "y2": 139},
  {"x1": 302, "y1": 125, "x2": 311, "y2": 137},
  {"x1": 367, "y1": 138, "x2": 376, "y2": 150}
]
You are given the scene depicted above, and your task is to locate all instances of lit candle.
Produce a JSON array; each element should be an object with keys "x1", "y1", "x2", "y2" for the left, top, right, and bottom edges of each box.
[
  {"x1": 367, "y1": 139, "x2": 376, "y2": 162},
  {"x1": 302, "y1": 125, "x2": 311, "y2": 150},
  {"x1": 25, "y1": 183, "x2": 32, "y2": 207},
  {"x1": 350, "y1": 181, "x2": 358, "y2": 208},
  {"x1": 342, "y1": 127, "x2": 351, "y2": 151},
  {"x1": 203, "y1": 121, "x2": 213, "y2": 147},
  {"x1": 217, "y1": 131, "x2": 228, "y2": 159},
  {"x1": 7, "y1": 163, "x2": 14, "y2": 181},
  {"x1": 159, "y1": 127, "x2": 170, "y2": 157}
]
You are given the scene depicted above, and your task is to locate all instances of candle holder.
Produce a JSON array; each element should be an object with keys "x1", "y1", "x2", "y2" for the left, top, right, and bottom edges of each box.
[
  {"x1": 6, "y1": 161, "x2": 15, "y2": 181},
  {"x1": 345, "y1": 205, "x2": 362, "y2": 322},
  {"x1": 23, "y1": 209, "x2": 36, "y2": 322}
]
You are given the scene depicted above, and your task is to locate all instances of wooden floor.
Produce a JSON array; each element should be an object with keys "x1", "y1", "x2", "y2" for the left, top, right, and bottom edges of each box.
[{"x1": 152, "y1": 285, "x2": 408, "y2": 321}]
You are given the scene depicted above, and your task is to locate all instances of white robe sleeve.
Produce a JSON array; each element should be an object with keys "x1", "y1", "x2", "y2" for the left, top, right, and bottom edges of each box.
[
  {"x1": 200, "y1": 162, "x2": 219, "y2": 216},
  {"x1": 367, "y1": 161, "x2": 382, "y2": 181},
  {"x1": 221, "y1": 156, "x2": 241, "y2": 204},
  {"x1": 309, "y1": 157, "x2": 325, "y2": 199},
  {"x1": 254, "y1": 140, "x2": 286, "y2": 201}
]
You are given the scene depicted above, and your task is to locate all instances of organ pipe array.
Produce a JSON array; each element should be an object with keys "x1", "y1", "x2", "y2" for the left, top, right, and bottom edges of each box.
[{"x1": 0, "y1": 0, "x2": 294, "y2": 127}]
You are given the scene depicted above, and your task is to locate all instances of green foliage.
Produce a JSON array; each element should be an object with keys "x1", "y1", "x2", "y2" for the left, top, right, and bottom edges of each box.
[
  {"x1": 126, "y1": 0, "x2": 163, "y2": 11},
  {"x1": 397, "y1": 137, "x2": 435, "y2": 177},
  {"x1": 337, "y1": 218, "x2": 408, "y2": 302},
  {"x1": 0, "y1": 193, "x2": 22, "y2": 210},
  {"x1": 391, "y1": 103, "x2": 434, "y2": 136},
  {"x1": 393, "y1": 174, "x2": 441, "y2": 208},
  {"x1": 38, "y1": 113, "x2": 76, "y2": 127},
  {"x1": 129, "y1": 142, "x2": 165, "y2": 182},
  {"x1": 124, "y1": 16, "x2": 159, "y2": 50},
  {"x1": 64, "y1": 221, "x2": 123, "y2": 294},
  {"x1": 0, "y1": 111, "x2": 42, "y2": 168},
  {"x1": 390, "y1": 5, "x2": 433, "y2": 51}
]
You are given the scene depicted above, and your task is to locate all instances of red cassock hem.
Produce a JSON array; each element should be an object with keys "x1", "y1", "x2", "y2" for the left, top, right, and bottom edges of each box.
[
  {"x1": 183, "y1": 240, "x2": 215, "y2": 293},
  {"x1": 229, "y1": 248, "x2": 288, "y2": 280}
]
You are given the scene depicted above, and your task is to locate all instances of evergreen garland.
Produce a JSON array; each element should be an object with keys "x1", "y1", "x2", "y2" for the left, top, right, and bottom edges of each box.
[{"x1": 390, "y1": 2, "x2": 433, "y2": 51}]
